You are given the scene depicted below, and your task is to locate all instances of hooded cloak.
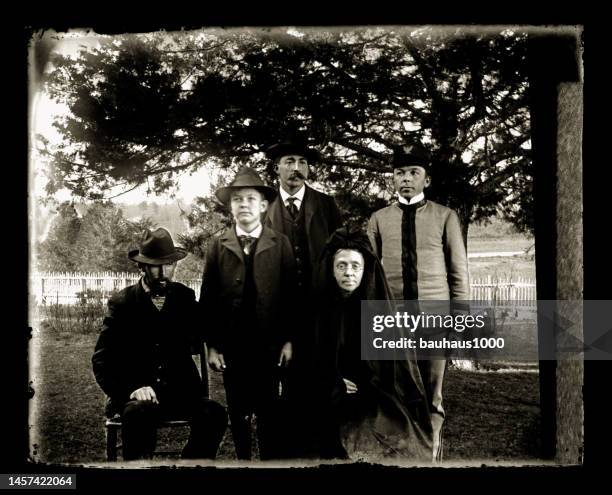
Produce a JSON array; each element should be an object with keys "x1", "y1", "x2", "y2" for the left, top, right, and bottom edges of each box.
[{"x1": 312, "y1": 226, "x2": 434, "y2": 461}]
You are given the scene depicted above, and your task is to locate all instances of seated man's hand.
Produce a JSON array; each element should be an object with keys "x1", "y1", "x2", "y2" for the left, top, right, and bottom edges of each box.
[
  {"x1": 278, "y1": 342, "x2": 293, "y2": 367},
  {"x1": 342, "y1": 378, "x2": 358, "y2": 394},
  {"x1": 129, "y1": 386, "x2": 159, "y2": 404},
  {"x1": 208, "y1": 347, "x2": 226, "y2": 372}
]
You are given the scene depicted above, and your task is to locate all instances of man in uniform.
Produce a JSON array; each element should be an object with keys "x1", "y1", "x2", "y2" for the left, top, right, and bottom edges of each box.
[{"x1": 367, "y1": 145, "x2": 469, "y2": 461}]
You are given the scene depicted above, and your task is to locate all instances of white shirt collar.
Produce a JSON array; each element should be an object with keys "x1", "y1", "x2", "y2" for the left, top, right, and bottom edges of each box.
[
  {"x1": 279, "y1": 184, "x2": 306, "y2": 205},
  {"x1": 235, "y1": 223, "x2": 263, "y2": 239},
  {"x1": 397, "y1": 192, "x2": 425, "y2": 205}
]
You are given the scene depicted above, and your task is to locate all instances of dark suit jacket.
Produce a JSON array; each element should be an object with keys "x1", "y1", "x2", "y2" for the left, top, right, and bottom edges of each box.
[
  {"x1": 199, "y1": 225, "x2": 298, "y2": 358},
  {"x1": 264, "y1": 184, "x2": 342, "y2": 273},
  {"x1": 92, "y1": 281, "x2": 203, "y2": 414}
]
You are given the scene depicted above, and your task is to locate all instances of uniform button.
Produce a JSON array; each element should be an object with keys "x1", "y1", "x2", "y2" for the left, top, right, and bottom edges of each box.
[
  {"x1": 156, "y1": 378, "x2": 161, "y2": 383},
  {"x1": 295, "y1": 246, "x2": 301, "y2": 252},
  {"x1": 295, "y1": 257, "x2": 301, "y2": 263}
]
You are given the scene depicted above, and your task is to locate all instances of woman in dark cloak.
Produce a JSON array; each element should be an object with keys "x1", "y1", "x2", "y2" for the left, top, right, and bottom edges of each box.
[{"x1": 312, "y1": 226, "x2": 434, "y2": 461}]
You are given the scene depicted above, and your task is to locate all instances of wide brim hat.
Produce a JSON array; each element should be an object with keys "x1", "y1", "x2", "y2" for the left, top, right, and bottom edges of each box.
[
  {"x1": 215, "y1": 166, "x2": 277, "y2": 206},
  {"x1": 392, "y1": 144, "x2": 431, "y2": 173},
  {"x1": 265, "y1": 141, "x2": 320, "y2": 163},
  {"x1": 128, "y1": 227, "x2": 188, "y2": 265}
]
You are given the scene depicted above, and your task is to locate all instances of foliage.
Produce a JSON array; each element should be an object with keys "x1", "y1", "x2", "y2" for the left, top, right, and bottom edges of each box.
[
  {"x1": 36, "y1": 201, "x2": 155, "y2": 272},
  {"x1": 40, "y1": 27, "x2": 534, "y2": 242},
  {"x1": 38, "y1": 293, "x2": 106, "y2": 336}
]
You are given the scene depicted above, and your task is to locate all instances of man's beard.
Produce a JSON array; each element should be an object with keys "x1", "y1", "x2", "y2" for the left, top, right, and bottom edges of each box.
[{"x1": 148, "y1": 277, "x2": 170, "y2": 297}]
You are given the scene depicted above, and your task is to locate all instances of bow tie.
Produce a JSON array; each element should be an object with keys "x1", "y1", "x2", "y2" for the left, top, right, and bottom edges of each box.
[{"x1": 238, "y1": 235, "x2": 256, "y2": 254}]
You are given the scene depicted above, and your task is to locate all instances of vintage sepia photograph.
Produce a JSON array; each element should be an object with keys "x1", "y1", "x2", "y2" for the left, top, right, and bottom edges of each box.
[{"x1": 26, "y1": 24, "x2": 584, "y2": 470}]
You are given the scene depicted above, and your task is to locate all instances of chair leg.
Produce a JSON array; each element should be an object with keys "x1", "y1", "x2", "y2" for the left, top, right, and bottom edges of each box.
[{"x1": 106, "y1": 426, "x2": 118, "y2": 461}]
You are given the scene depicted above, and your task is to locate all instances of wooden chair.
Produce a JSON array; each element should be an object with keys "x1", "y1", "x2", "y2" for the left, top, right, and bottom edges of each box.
[{"x1": 105, "y1": 343, "x2": 209, "y2": 461}]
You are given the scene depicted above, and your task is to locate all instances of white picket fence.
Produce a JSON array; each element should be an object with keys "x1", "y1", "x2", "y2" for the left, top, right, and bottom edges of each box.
[
  {"x1": 31, "y1": 271, "x2": 537, "y2": 306},
  {"x1": 471, "y1": 276, "x2": 537, "y2": 305},
  {"x1": 31, "y1": 272, "x2": 202, "y2": 305}
]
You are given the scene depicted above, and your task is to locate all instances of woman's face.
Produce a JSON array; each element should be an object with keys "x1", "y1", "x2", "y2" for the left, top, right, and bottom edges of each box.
[{"x1": 333, "y1": 249, "x2": 365, "y2": 294}]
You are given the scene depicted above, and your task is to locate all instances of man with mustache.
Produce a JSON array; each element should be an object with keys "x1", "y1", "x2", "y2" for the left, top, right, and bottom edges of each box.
[
  {"x1": 92, "y1": 228, "x2": 228, "y2": 460},
  {"x1": 264, "y1": 140, "x2": 342, "y2": 295},
  {"x1": 263, "y1": 140, "x2": 343, "y2": 458},
  {"x1": 367, "y1": 144, "x2": 469, "y2": 462}
]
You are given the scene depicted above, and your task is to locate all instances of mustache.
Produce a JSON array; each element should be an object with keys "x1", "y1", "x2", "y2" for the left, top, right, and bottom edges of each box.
[{"x1": 289, "y1": 171, "x2": 306, "y2": 180}]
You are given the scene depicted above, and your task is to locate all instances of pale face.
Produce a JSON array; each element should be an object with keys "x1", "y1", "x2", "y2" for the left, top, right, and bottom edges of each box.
[
  {"x1": 393, "y1": 165, "x2": 431, "y2": 200},
  {"x1": 230, "y1": 188, "x2": 268, "y2": 231},
  {"x1": 276, "y1": 154, "x2": 310, "y2": 194},
  {"x1": 143, "y1": 262, "x2": 176, "y2": 293},
  {"x1": 333, "y1": 249, "x2": 365, "y2": 294}
]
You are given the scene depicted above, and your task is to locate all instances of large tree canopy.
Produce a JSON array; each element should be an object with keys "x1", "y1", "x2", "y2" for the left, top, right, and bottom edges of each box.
[{"x1": 39, "y1": 26, "x2": 533, "y2": 242}]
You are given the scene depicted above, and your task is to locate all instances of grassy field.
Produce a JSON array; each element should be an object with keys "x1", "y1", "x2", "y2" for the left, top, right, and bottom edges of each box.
[
  {"x1": 466, "y1": 217, "x2": 536, "y2": 280},
  {"x1": 30, "y1": 327, "x2": 541, "y2": 465},
  {"x1": 468, "y1": 254, "x2": 535, "y2": 281}
]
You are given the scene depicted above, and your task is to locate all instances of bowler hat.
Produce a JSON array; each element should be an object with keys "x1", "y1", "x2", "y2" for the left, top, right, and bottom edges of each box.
[
  {"x1": 392, "y1": 144, "x2": 431, "y2": 173},
  {"x1": 128, "y1": 227, "x2": 187, "y2": 265},
  {"x1": 265, "y1": 141, "x2": 320, "y2": 163},
  {"x1": 215, "y1": 166, "x2": 277, "y2": 206}
]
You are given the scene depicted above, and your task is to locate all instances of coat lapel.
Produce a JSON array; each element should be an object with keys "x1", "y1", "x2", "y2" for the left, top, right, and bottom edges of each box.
[
  {"x1": 266, "y1": 195, "x2": 283, "y2": 230},
  {"x1": 133, "y1": 280, "x2": 159, "y2": 317},
  {"x1": 303, "y1": 185, "x2": 317, "y2": 234},
  {"x1": 255, "y1": 226, "x2": 277, "y2": 257},
  {"x1": 221, "y1": 227, "x2": 245, "y2": 263}
]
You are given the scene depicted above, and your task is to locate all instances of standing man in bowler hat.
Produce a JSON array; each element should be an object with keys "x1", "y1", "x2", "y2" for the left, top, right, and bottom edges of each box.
[
  {"x1": 200, "y1": 167, "x2": 298, "y2": 460},
  {"x1": 367, "y1": 144, "x2": 469, "y2": 461},
  {"x1": 263, "y1": 140, "x2": 343, "y2": 457},
  {"x1": 92, "y1": 228, "x2": 228, "y2": 460}
]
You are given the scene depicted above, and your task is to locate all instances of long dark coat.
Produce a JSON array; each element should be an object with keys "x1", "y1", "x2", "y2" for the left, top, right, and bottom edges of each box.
[
  {"x1": 198, "y1": 225, "x2": 298, "y2": 360},
  {"x1": 92, "y1": 281, "x2": 203, "y2": 416},
  {"x1": 264, "y1": 184, "x2": 342, "y2": 274}
]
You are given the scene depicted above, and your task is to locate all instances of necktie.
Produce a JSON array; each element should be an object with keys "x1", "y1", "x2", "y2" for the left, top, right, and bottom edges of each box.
[
  {"x1": 286, "y1": 197, "x2": 299, "y2": 219},
  {"x1": 238, "y1": 235, "x2": 255, "y2": 255}
]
